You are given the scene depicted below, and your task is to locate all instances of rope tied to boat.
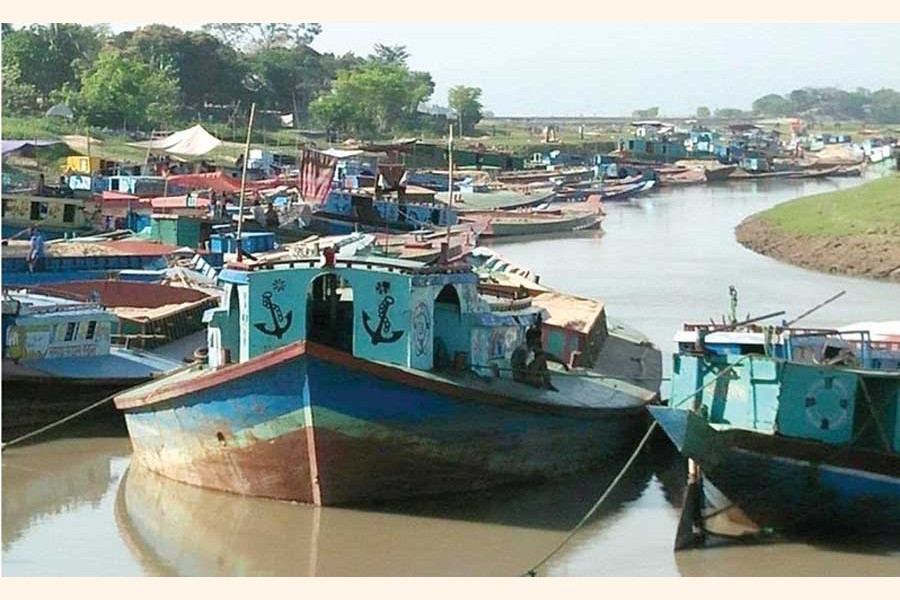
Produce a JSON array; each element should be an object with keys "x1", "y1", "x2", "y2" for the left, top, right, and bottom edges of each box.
[
  {"x1": 1, "y1": 361, "x2": 198, "y2": 452},
  {"x1": 521, "y1": 360, "x2": 747, "y2": 576}
]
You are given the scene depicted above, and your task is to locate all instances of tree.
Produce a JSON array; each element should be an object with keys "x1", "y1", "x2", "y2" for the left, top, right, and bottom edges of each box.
[
  {"x1": 631, "y1": 107, "x2": 660, "y2": 119},
  {"x1": 201, "y1": 23, "x2": 321, "y2": 53},
  {"x1": 66, "y1": 48, "x2": 181, "y2": 129},
  {"x1": 696, "y1": 106, "x2": 711, "y2": 118},
  {"x1": 2, "y1": 61, "x2": 39, "y2": 114},
  {"x1": 714, "y1": 107, "x2": 748, "y2": 119},
  {"x1": 247, "y1": 46, "x2": 338, "y2": 123},
  {"x1": 370, "y1": 44, "x2": 410, "y2": 65},
  {"x1": 117, "y1": 25, "x2": 247, "y2": 107},
  {"x1": 2, "y1": 24, "x2": 106, "y2": 102},
  {"x1": 752, "y1": 93, "x2": 794, "y2": 116},
  {"x1": 311, "y1": 61, "x2": 434, "y2": 136},
  {"x1": 448, "y1": 85, "x2": 483, "y2": 135}
]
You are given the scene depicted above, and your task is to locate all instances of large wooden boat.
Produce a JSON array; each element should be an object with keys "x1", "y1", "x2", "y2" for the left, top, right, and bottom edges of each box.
[
  {"x1": 651, "y1": 324, "x2": 900, "y2": 538},
  {"x1": 2, "y1": 289, "x2": 185, "y2": 439},
  {"x1": 1, "y1": 194, "x2": 97, "y2": 239},
  {"x1": 458, "y1": 201, "x2": 603, "y2": 238},
  {"x1": 114, "y1": 250, "x2": 659, "y2": 506}
]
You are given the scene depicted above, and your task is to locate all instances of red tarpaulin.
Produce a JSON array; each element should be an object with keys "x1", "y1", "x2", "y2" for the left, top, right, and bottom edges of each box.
[
  {"x1": 150, "y1": 195, "x2": 211, "y2": 209},
  {"x1": 167, "y1": 172, "x2": 287, "y2": 194},
  {"x1": 299, "y1": 149, "x2": 337, "y2": 204},
  {"x1": 166, "y1": 172, "x2": 242, "y2": 194}
]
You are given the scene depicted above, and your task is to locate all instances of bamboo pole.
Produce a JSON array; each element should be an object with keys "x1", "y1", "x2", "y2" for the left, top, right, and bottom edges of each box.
[
  {"x1": 143, "y1": 129, "x2": 155, "y2": 173},
  {"x1": 236, "y1": 103, "x2": 257, "y2": 263},
  {"x1": 445, "y1": 123, "x2": 454, "y2": 256}
]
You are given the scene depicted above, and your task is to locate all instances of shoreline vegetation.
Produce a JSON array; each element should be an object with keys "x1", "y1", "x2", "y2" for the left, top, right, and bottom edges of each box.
[{"x1": 735, "y1": 171, "x2": 900, "y2": 282}]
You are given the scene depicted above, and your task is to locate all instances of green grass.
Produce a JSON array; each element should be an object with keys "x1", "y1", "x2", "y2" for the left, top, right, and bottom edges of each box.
[{"x1": 757, "y1": 173, "x2": 900, "y2": 237}]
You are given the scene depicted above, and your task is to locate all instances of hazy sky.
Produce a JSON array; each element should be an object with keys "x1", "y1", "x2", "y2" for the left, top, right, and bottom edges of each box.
[{"x1": 106, "y1": 23, "x2": 900, "y2": 116}]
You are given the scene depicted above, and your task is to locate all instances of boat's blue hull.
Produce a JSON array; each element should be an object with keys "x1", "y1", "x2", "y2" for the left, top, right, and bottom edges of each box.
[
  {"x1": 650, "y1": 407, "x2": 900, "y2": 535},
  {"x1": 119, "y1": 343, "x2": 647, "y2": 505}
]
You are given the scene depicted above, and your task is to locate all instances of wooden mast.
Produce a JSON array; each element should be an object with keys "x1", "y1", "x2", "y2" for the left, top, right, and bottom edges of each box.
[
  {"x1": 445, "y1": 123, "x2": 454, "y2": 256},
  {"x1": 236, "y1": 102, "x2": 257, "y2": 263}
]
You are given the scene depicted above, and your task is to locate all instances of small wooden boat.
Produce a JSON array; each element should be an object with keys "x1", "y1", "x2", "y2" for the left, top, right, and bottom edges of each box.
[
  {"x1": 659, "y1": 169, "x2": 706, "y2": 186},
  {"x1": 787, "y1": 166, "x2": 841, "y2": 179},
  {"x1": 114, "y1": 250, "x2": 659, "y2": 506},
  {"x1": 459, "y1": 209, "x2": 602, "y2": 238},
  {"x1": 600, "y1": 180, "x2": 656, "y2": 201},
  {"x1": 497, "y1": 167, "x2": 593, "y2": 186},
  {"x1": 703, "y1": 164, "x2": 736, "y2": 181},
  {"x1": 831, "y1": 165, "x2": 864, "y2": 177}
]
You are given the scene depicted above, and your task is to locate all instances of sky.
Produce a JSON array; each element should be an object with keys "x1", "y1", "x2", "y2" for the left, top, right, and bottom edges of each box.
[{"x1": 103, "y1": 23, "x2": 900, "y2": 117}]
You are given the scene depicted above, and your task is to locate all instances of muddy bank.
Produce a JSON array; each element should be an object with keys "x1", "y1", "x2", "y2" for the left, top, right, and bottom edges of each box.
[{"x1": 736, "y1": 216, "x2": 900, "y2": 282}]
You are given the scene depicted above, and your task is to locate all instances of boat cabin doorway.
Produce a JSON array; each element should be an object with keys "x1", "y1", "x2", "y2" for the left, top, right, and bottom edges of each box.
[
  {"x1": 307, "y1": 273, "x2": 354, "y2": 353},
  {"x1": 433, "y1": 284, "x2": 462, "y2": 369}
]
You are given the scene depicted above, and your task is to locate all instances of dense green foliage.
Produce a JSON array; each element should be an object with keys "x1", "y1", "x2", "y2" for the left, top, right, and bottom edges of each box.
[
  {"x1": 64, "y1": 49, "x2": 181, "y2": 129},
  {"x1": 2, "y1": 23, "x2": 482, "y2": 139},
  {"x1": 310, "y1": 61, "x2": 435, "y2": 136},
  {"x1": 631, "y1": 107, "x2": 660, "y2": 119},
  {"x1": 448, "y1": 86, "x2": 484, "y2": 135},
  {"x1": 752, "y1": 87, "x2": 900, "y2": 122}
]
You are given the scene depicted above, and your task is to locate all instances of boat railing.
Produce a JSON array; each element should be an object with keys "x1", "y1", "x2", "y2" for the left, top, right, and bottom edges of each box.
[{"x1": 23, "y1": 301, "x2": 103, "y2": 315}]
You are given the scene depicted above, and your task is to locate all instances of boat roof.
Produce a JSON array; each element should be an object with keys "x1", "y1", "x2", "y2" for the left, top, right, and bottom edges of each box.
[
  {"x1": 221, "y1": 252, "x2": 471, "y2": 280},
  {"x1": 531, "y1": 292, "x2": 605, "y2": 335},
  {"x1": 674, "y1": 329, "x2": 771, "y2": 344}
]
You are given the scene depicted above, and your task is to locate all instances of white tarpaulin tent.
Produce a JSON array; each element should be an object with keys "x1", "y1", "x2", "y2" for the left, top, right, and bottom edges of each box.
[{"x1": 130, "y1": 124, "x2": 222, "y2": 156}]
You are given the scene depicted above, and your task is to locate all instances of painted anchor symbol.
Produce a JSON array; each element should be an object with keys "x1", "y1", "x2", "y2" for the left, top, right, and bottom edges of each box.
[
  {"x1": 254, "y1": 291, "x2": 293, "y2": 339},
  {"x1": 363, "y1": 288, "x2": 404, "y2": 345}
]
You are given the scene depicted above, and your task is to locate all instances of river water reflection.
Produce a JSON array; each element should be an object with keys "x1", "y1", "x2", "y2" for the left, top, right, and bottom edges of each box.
[{"x1": 3, "y1": 175, "x2": 899, "y2": 575}]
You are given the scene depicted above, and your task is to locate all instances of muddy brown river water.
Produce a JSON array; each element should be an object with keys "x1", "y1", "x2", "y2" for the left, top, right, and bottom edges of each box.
[{"x1": 3, "y1": 174, "x2": 899, "y2": 575}]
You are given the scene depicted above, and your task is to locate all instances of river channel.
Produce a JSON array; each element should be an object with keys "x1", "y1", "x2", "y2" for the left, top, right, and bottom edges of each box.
[{"x1": 3, "y1": 174, "x2": 899, "y2": 576}]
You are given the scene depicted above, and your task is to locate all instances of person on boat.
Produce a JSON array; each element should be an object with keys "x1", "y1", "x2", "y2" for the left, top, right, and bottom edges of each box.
[
  {"x1": 265, "y1": 202, "x2": 280, "y2": 230},
  {"x1": 27, "y1": 227, "x2": 45, "y2": 273},
  {"x1": 58, "y1": 175, "x2": 73, "y2": 198},
  {"x1": 511, "y1": 320, "x2": 567, "y2": 391},
  {"x1": 36, "y1": 173, "x2": 46, "y2": 196},
  {"x1": 252, "y1": 197, "x2": 266, "y2": 226}
]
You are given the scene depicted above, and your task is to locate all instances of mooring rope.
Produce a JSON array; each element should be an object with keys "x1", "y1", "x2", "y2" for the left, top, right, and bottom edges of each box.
[
  {"x1": 1, "y1": 362, "x2": 198, "y2": 452},
  {"x1": 522, "y1": 420, "x2": 658, "y2": 576},
  {"x1": 1, "y1": 391, "x2": 119, "y2": 452},
  {"x1": 520, "y1": 356, "x2": 749, "y2": 576}
]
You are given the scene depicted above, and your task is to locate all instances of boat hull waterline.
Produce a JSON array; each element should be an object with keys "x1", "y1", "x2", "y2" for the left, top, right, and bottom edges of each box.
[{"x1": 117, "y1": 342, "x2": 646, "y2": 506}]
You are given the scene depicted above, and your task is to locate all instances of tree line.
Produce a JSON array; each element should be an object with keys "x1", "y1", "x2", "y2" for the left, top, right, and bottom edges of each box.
[
  {"x1": 634, "y1": 87, "x2": 900, "y2": 123},
  {"x1": 1, "y1": 23, "x2": 485, "y2": 138},
  {"x1": 751, "y1": 87, "x2": 900, "y2": 123}
]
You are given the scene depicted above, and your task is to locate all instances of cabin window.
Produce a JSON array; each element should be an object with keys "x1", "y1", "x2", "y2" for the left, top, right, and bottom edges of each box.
[
  {"x1": 64, "y1": 322, "x2": 78, "y2": 342},
  {"x1": 85, "y1": 320, "x2": 97, "y2": 340},
  {"x1": 30, "y1": 201, "x2": 49, "y2": 220},
  {"x1": 307, "y1": 274, "x2": 354, "y2": 353},
  {"x1": 628, "y1": 140, "x2": 635, "y2": 150},
  {"x1": 63, "y1": 204, "x2": 77, "y2": 223}
]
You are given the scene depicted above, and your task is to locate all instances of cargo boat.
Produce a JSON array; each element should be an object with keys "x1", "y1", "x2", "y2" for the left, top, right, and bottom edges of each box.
[{"x1": 114, "y1": 250, "x2": 659, "y2": 506}]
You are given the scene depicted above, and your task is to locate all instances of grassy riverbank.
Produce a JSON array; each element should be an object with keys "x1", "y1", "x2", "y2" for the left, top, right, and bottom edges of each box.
[{"x1": 736, "y1": 173, "x2": 900, "y2": 281}]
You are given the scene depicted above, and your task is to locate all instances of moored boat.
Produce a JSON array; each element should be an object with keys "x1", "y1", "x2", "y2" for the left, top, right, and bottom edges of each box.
[
  {"x1": 114, "y1": 250, "x2": 659, "y2": 506},
  {"x1": 652, "y1": 320, "x2": 900, "y2": 540},
  {"x1": 2, "y1": 288, "x2": 186, "y2": 439}
]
